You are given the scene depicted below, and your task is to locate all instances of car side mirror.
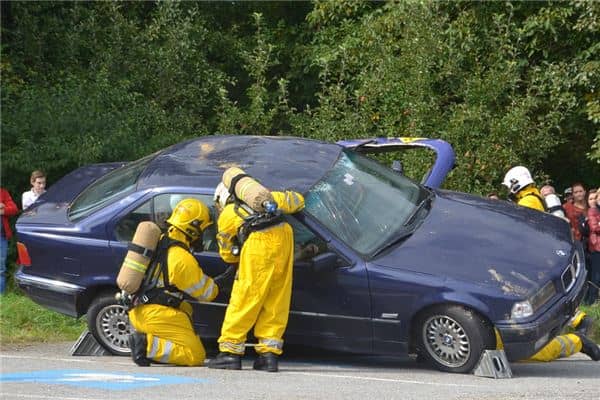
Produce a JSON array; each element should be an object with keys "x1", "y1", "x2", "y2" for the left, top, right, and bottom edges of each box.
[{"x1": 310, "y1": 252, "x2": 339, "y2": 274}]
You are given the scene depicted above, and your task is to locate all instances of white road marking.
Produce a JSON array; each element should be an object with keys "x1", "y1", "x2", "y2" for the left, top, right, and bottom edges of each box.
[
  {"x1": 58, "y1": 372, "x2": 159, "y2": 383},
  {"x1": 284, "y1": 371, "x2": 479, "y2": 387}
]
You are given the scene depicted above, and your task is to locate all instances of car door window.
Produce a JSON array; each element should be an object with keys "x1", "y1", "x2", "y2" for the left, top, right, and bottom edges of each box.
[
  {"x1": 115, "y1": 200, "x2": 152, "y2": 242},
  {"x1": 114, "y1": 193, "x2": 218, "y2": 252},
  {"x1": 284, "y1": 216, "x2": 328, "y2": 262}
]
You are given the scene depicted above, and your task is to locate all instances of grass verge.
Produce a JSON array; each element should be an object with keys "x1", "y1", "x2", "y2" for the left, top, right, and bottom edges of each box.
[
  {"x1": 0, "y1": 291, "x2": 85, "y2": 347},
  {"x1": 580, "y1": 303, "x2": 600, "y2": 342}
]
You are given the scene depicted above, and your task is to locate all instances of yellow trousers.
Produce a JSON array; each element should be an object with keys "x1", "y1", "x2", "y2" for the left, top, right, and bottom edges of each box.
[
  {"x1": 528, "y1": 333, "x2": 583, "y2": 362},
  {"x1": 128, "y1": 304, "x2": 206, "y2": 366},
  {"x1": 218, "y1": 223, "x2": 294, "y2": 356}
]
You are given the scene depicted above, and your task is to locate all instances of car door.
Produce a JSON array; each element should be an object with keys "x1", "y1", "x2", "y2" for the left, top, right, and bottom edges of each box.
[{"x1": 284, "y1": 216, "x2": 373, "y2": 354}]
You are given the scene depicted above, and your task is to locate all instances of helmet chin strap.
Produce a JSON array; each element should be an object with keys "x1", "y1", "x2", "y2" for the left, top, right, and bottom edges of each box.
[{"x1": 167, "y1": 226, "x2": 193, "y2": 245}]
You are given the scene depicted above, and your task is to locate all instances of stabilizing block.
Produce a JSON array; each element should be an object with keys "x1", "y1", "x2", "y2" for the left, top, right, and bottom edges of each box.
[
  {"x1": 473, "y1": 349, "x2": 512, "y2": 378},
  {"x1": 70, "y1": 330, "x2": 110, "y2": 356}
]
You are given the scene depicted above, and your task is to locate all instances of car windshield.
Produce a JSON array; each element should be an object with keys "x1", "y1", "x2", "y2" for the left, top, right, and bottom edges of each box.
[
  {"x1": 304, "y1": 150, "x2": 429, "y2": 257},
  {"x1": 68, "y1": 155, "x2": 153, "y2": 221}
]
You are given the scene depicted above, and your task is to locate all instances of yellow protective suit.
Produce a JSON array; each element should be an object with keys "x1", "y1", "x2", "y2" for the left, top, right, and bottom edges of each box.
[
  {"x1": 216, "y1": 191, "x2": 304, "y2": 355},
  {"x1": 514, "y1": 186, "x2": 545, "y2": 211},
  {"x1": 128, "y1": 228, "x2": 218, "y2": 366}
]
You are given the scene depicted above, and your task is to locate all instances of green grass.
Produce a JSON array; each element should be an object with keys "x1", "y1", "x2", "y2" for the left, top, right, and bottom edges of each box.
[
  {"x1": 580, "y1": 303, "x2": 600, "y2": 343},
  {"x1": 0, "y1": 291, "x2": 86, "y2": 347}
]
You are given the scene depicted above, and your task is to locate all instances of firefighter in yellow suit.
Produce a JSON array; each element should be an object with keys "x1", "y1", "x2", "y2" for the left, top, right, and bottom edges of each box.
[
  {"x1": 207, "y1": 183, "x2": 305, "y2": 372},
  {"x1": 128, "y1": 198, "x2": 219, "y2": 366},
  {"x1": 502, "y1": 167, "x2": 600, "y2": 362}
]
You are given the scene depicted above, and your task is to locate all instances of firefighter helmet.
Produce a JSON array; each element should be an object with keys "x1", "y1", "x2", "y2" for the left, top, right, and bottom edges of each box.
[
  {"x1": 502, "y1": 166, "x2": 534, "y2": 194},
  {"x1": 166, "y1": 198, "x2": 212, "y2": 238}
]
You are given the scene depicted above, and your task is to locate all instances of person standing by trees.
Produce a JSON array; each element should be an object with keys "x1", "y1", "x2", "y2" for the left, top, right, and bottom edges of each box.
[
  {"x1": 22, "y1": 170, "x2": 46, "y2": 210},
  {"x1": 0, "y1": 188, "x2": 19, "y2": 294},
  {"x1": 563, "y1": 183, "x2": 588, "y2": 242},
  {"x1": 584, "y1": 189, "x2": 600, "y2": 305}
]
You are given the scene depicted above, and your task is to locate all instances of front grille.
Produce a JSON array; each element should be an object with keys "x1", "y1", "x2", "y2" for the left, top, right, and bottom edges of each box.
[{"x1": 561, "y1": 252, "x2": 580, "y2": 292}]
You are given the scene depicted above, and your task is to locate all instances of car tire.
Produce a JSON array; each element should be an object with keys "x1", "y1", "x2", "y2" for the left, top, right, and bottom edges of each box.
[
  {"x1": 416, "y1": 304, "x2": 494, "y2": 373},
  {"x1": 87, "y1": 292, "x2": 132, "y2": 356}
]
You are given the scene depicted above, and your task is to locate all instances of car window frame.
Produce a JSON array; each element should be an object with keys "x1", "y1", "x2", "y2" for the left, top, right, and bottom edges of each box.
[{"x1": 109, "y1": 191, "x2": 219, "y2": 254}]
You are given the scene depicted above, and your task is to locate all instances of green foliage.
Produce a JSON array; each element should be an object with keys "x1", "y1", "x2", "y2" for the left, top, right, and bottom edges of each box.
[
  {"x1": 292, "y1": 0, "x2": 599, "y2": 195},
  {"x1": 0, "y1": 291, "x2": 86, "y2": 345},
  {"x1": 1, "y1": 0, "x2": 598, "y2": 197},
  {"x1": 580, "y1": 303, "x2": 600, "y2": 344},
  {"x1": 215, "y1": 12, "x2": 294, "y2": 135}
]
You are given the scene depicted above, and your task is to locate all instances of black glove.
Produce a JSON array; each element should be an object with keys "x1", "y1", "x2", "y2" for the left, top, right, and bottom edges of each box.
[{"x1": 213, "y1": 264, "x2": 237, "y2": 289}]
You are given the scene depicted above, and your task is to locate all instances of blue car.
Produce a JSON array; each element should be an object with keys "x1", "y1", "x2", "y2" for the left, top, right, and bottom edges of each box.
[{"x1": 15, "y1": 135, "x2": 586, "y2": 373}]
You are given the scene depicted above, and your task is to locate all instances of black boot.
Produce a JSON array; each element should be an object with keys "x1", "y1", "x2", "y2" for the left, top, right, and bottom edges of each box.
[
  {"x1": 253, "y1": 352, "x2": 278, "y2": 372},
  {"x1": 575, "y1": 316, "x2": 593, "y2": 336},
  {"x1": 577, "y1": 333, "x2": 600, "y2": 361},
  {"x1": 207, "y1": 352, "x2": 242, "y2": 370},
  {"x1": 128, "y1": 333, "x2": 151, "y2": 367}
]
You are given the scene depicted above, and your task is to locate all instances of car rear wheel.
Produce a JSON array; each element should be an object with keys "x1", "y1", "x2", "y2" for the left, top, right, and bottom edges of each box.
[
  {"x1": 87, "y1": 292, "x2": 131, "y2": 356},
  {"x1": 416, "y1": 305, "x2": 494, "y2": 373}
]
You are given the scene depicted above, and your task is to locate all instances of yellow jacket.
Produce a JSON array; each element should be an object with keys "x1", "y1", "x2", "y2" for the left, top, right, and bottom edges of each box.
[
  {"x1": 216, "y1": 191, "x2": 305, "y2": 264},
  {"x1": 515, "y1": 186, "x2": 545, "y2": 212},
  {"x1": 159, "y1": 228, "x2": 218, "y2": 316}
]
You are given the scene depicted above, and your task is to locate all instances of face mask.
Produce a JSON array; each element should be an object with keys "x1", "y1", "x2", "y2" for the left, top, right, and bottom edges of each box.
[{"x1": 190, "y1": 236, "x2": 204, "y2": 253}]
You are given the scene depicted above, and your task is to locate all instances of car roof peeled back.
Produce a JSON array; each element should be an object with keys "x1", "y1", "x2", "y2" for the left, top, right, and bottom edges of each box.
[{"x1": 138, "y1": 135, "x2": 343, "y2": 193}]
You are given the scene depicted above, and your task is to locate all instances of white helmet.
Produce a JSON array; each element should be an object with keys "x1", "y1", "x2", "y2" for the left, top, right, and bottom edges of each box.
[
  {"x1": 502, "y1": 166, "x2": 534, "y2": 194},
  {"x1": 213, "y1": 182, "x2": 231, "y2": 209}
]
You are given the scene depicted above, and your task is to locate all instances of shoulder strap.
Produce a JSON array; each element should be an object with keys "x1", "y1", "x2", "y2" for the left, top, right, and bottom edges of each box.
[
  {"x1": 158, "y1": 238, "x2": 188, "y2": 290},
  {"x1": 137, "y1": 237, "x2": 187, "y2": 295},
  {"x1": 228, "y1": 174, "x2": 251, "y2": 198},
  {"x1": 524, "y1": 192, "x2": 547, "y2": 212}
]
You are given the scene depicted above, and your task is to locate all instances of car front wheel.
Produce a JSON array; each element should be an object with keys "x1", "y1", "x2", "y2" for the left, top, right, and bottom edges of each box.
[
  {"x1": 87, "y1": 292, "x2": 132, "y2": 356},
  {"x1": 416, "y1": 305, "x2": 494, "y2": 373}
]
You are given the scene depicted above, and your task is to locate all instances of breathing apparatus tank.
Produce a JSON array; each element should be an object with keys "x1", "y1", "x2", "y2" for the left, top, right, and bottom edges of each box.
[
  {"x1": 544, "y1": 193, "x2": 567, "y2": 219},
  {"x1": 222, "y1": 167, "x2": 274, "y2": 212},
  {"x1": 116, "y1": 221, "x2": 162, "y2": 294}
]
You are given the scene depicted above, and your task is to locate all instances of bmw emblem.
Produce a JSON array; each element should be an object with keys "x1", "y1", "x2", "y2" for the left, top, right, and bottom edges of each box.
[{"x1": 555, "y1": 250, "x2": 567, "y2": 257}]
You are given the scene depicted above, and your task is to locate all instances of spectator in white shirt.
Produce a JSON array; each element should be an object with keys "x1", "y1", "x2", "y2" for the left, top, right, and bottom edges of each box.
[{"x1": 22, "y1": 170, "x2": 47, "y2": 210}]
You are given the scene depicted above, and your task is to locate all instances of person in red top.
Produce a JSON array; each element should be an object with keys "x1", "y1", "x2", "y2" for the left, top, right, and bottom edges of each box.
[
  {"x1": 0, "y1": 188, "x2": 19, "y2": 294},
  {"x1": 586, "y1": 189, "x2": 600, "y2": 304},
  {"x1": 563, "y1": 183, "x2": 588, "y2": 241}
]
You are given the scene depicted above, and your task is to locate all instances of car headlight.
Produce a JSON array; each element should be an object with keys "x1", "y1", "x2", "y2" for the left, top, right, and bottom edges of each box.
[
  {"x1": 511, "y1": 281, "x2": 557, "y2": 320},
  {"x1": 511, "y1": 300, "x2": 534, "y2": 319}
]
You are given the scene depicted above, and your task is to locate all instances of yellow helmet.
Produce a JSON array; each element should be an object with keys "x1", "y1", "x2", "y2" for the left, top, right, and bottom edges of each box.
[{"x1": 166, "y1": 198, "x2": 212, "y2": 239}]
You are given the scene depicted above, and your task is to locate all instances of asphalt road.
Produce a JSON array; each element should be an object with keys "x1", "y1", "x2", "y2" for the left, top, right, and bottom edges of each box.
[{"x1": 1, "y1": 342, "x2": 599, "y2": 400}]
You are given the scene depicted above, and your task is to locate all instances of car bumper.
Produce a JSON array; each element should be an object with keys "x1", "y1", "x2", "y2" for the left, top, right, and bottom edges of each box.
[
  {"x1": 14, "y1": 269, "x2": 85, "y2": 318},
  {"x1": 496, "y1": 269, "x2": 587, "y2": 361}
]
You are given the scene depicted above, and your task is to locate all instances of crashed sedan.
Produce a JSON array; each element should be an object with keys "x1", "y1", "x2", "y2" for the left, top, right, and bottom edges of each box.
[{"x1": 15, "y1": 135, "x2": 586, "y2": 373}]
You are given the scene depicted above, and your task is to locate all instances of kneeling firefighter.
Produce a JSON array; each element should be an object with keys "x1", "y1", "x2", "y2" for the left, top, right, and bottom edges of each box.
[
  {"x1": 207, "y1": 168, "x2": 305, "y2": 372},
  {"x1": 125, "y1": 198, "x2": 219, "y2": 366}
]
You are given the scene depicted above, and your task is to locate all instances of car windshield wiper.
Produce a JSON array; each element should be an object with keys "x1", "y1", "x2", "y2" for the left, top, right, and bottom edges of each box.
[
  {"x1": 371, "y1": 229, "x2": 415, "y2": 259},
  {"x1": 403, "y1": 191, "x2": 433, "y2": 227}
]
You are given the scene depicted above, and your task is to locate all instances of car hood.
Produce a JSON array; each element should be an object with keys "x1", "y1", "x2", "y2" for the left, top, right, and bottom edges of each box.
[
  {"x1": 17, "y1": 162, "x2": 124, "y2": 225},
  {"x1": 372, "y1": 190, "x2": 573, "y2": 298}
]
